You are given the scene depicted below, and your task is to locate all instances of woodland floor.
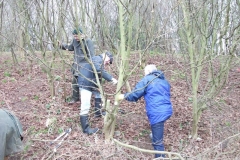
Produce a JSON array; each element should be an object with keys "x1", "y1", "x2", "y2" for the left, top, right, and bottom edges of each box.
[{"x1": 0, "y1": 52, "x2": 240, "y2": 160}]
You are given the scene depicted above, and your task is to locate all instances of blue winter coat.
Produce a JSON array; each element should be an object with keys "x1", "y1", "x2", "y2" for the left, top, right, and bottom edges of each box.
[
  {"x1": 124, "y1": 70, "x2": 173, "y2": 125},
  {"x1": 77, "y1": 54, "x2": 113, "y2": 91}
]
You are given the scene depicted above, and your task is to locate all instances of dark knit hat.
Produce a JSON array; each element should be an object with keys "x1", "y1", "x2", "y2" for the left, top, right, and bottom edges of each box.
[{"x1": 72, "y1": 27, "x2": 83, "y2": 35}]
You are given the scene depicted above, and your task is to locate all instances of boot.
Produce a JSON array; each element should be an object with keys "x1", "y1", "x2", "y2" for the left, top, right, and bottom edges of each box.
[
  {"x1": 94, "y1": 98, "x2": 106, "y2": 118},
  {"x1": 68, "y1": 76, "x2": 80, "y2": 104},
  {"x1": 80, "y1": 115, "x2": 99, "y2": 135}
]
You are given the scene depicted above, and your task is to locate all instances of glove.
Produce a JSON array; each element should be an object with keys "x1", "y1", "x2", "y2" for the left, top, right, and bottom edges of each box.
[
  {"x1": 117, "y1": 94, "x2": 125, "y2": 100},
  {"x1": 111, "y1": 78, "x2": 118, "y2": 85}
]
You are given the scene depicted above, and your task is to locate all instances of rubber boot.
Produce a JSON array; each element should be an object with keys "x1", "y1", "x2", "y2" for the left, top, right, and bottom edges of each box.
[
  {"x1": 68, "y1": 76, "x2": 80, "y2": 104},
  {"x1": 94, "y1": 98, "x2": 106, "y2": 118},
  {"x1": 80, "y1": 115, "x2": 99, "y2": 135}
]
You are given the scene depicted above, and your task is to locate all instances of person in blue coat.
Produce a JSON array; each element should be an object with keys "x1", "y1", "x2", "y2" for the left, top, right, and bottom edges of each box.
[
  {"x1": 77, "y1": 51, "x2": 118, "y2": 135},
  {"x1": 118, "y1": 64, "x2": 173, "y2": 158}
]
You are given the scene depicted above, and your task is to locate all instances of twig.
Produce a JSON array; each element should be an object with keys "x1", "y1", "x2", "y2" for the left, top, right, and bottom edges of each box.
[
  {"x1": 113, "y1": 138, "x2": 184, "y2": 160},
  {"x1": 193, "y1": 133, "x2": 240, "y2": 159}
]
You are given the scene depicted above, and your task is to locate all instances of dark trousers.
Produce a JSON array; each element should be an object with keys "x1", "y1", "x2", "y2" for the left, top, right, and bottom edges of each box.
[
  {"x1": 72, "y1": 76, "x2": 79, "y2": 100},
  {"x1": 151, "y1": 121, "x2": 165, "y2": 158}
]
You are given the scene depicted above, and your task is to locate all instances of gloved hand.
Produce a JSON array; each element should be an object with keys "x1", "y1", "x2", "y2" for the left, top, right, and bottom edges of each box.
[
  {"x1": 117, "y1": 94, "x2": 125, "y2": 100},
  {"x1": 111, "y1": 78, "x2": 118, "y2": 85}
]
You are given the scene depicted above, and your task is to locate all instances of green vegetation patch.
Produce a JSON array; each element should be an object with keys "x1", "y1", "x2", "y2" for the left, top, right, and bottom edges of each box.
[{"x1": 4, "y1": 71, "x2": 11, "y2": 77}]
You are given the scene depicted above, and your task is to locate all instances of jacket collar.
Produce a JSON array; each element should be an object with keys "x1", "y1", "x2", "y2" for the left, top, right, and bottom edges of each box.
[{"x1": 149, "y1": 71, "x2": 165, "y2": 79}]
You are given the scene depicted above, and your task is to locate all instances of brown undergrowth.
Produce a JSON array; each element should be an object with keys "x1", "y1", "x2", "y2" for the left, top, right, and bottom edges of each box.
[{"x1": 0, "y1": 53, "x2": 239, "y2": 159}]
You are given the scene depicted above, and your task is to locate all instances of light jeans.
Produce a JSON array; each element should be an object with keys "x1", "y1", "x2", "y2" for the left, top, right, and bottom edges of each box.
[{"x1": 79, "y1": 88, "x2": 101, "y2": 115}]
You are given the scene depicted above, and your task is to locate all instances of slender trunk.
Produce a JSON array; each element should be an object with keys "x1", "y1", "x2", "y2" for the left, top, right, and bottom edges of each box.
[
  {"x1": 62, "y1": 60, "x2": 67, "y2": 100},
  {"x1": 104, "y1": 0, "x2": 128, "y2": 140},
  {"x1": 10, "y1": 45, "x2": 19, "y2": 66},
  {"x1": 191, "y1": 83, "x2": 199, "y2": 138},
  {"x1": 47, "y1": 72, "x2": 55, "y2": 98}
]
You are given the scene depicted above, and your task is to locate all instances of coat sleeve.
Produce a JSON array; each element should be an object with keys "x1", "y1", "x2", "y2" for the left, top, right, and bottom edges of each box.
[
  {"x1": 60, "y1": 40, "x2": 74, "y2": 51},
  {"x1": 86, "y1": 39, "x2": 95, "y2": 58},
  {"x1": 93, "y1": 59, "x2": 113, "y2": 82},
  {"x1": 124, "y1": 78, "x2": 146, "y2": 102},
  {"x1": 100, "y1": 69, "x2": 113, "y2": 82}
]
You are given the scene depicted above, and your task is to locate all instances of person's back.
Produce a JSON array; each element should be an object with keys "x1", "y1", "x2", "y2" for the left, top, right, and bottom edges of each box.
[
  {"x1": 0, "y1": 109, "x2": 23, "y2": 160},
  {"x1": 143, "y1": 71, "x2": 172, "y2": 125},
  {"x1": 77, "y1": 53, "x2": 113, "y2": 91}
]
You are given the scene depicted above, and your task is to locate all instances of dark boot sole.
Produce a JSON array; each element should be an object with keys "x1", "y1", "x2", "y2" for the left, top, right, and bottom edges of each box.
[{"x1": 85, "y1": 128, "x2": 99, "y2": 135}]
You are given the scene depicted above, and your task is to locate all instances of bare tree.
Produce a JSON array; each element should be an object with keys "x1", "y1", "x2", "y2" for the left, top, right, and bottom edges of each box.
[
  {"x1": 178, "y1": 0, "x2": 240, "y2": 139},
  {"x1": 0, "y1": 0, "x2": 239, "y2": 158}
]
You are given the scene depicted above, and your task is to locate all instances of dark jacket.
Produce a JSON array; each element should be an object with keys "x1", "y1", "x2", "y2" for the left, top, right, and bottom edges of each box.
[
  {"x1": 77, "y1": 54, "x2": 113, "y2": 91},
  {"x1": 124, "y1": 70, "x2": 173, "y2": 125},
  {"x1": 61, "y1": 38, "x2": 95, "y2": 76},
  {"x1": 0, "y1": 109, "x2": 23, "y2": 159}
]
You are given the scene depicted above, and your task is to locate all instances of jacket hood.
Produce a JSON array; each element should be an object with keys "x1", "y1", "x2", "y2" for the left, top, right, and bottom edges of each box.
[{"x1": 150, "y1": 70, "x2": 165, "y2": 79}]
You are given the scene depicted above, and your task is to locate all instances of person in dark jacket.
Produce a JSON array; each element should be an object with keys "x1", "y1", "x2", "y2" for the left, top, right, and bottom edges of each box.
[
  {"x1": 0, "y1": 109, "x2": 24, "y2": 160},
  {"x1": 59, "y1": 27, "x2": 95, "y2": 104},
  {"x1": 78, "y1": 51, "x2": 118, "y2": 135},
  {"x1": 118, "y1": 64, "x2": 173, "y2": 158}
]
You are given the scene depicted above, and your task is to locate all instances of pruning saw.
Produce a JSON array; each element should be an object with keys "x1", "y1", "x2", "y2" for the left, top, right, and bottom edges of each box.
[{"x1": 50, "y1": 128, "x2": 72, "y2": 152}]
